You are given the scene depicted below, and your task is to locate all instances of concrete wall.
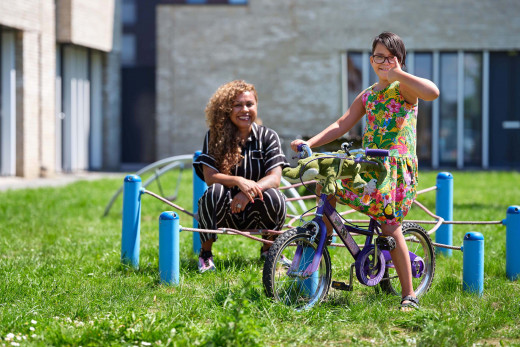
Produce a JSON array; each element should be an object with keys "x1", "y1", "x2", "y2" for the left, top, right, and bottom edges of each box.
[
  {"x1": 0, "y1": 0, "x2": 41, "y2": 32},
  {"x1": 56, "y1": 0, "x2": 115, "y2": 52},
  {"x1": 156, "y1": 0, "x2": 520, "y2": 158}
]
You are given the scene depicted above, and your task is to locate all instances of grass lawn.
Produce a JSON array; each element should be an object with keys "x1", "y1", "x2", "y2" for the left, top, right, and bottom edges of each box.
[{"x1": 1, "y1": 169, "x2": 519, "y2": 346}]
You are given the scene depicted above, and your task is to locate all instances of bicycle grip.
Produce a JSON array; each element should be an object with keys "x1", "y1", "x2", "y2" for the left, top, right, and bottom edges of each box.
[
  {"x1": 297, "y1": 144, "x2": 313, "y2": 159},
  {"x1": 365, "y1": 148, "x2": 389, "y2": 157}
]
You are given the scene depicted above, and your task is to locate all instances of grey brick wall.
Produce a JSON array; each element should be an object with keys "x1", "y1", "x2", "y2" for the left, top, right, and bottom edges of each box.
[{"x1": 156, "y1": 0, "x2": 520, "y2": 158}]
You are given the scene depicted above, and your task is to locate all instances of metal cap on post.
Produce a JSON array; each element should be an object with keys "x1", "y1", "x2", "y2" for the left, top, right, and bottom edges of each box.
[
  {"x1": 192, "y1": 151, "x2": 208, "y2": 255},
  {"x1": 159, "y1": 211, "x2": 180, "y2": 286},
  {"x1": 463, "y1": 232, "x2": 484, "y2": 295},
  {"x1": 436, "y1": 172, "x2": 453, "y2": 256},
  {"x1": 505, "y1": 206, "x2": 520, "y2": 281},
  {"x1": 121, "y1": 175, "x2": 142, "y2": 268}
]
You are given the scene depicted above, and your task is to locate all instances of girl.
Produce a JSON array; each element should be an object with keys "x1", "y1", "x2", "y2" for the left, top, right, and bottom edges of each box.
[{"x1": 291, "y1": 32, "x2": 439, "y2": 310}]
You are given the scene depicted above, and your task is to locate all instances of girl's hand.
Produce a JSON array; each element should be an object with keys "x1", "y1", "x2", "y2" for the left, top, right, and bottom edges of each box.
[
  {"x1": 236, "y1": 177, "x2": 263, "y2": 203},
  {"x1": 387, "y1": 56, "x2": 403, "y2": 82},
  {"x1": 290, "y1": 139, "x2": 309, "y2": 153}
]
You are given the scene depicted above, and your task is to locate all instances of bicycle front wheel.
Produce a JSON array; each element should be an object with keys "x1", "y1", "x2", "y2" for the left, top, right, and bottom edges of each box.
[
  {"x1": 379, "y1": 222, "x2": 435, "y2": 297},
  {"x1": 262, "y1": 226, "x2": 332, "y2": 310}
]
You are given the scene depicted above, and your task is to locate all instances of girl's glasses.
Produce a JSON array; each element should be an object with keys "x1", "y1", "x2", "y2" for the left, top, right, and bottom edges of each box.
[{"x1": 372, "y1": 55, "x2": 394, "y2": 64}]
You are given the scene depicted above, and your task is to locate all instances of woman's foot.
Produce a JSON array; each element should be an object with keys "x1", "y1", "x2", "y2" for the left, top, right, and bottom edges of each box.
[
  {"x1": 400, "y1": 295, "x2": 419, "y2": 311},
  {"x1": 198, "y1": 250, "x2": 216, "y2": 273}
]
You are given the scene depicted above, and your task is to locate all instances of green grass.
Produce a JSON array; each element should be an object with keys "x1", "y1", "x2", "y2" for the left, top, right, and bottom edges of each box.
[{"x1": 1, "y1": 170, "x2": 520, "y2": 346}]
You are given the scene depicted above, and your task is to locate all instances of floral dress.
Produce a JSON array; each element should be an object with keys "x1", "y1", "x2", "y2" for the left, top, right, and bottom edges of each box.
[{"x1": 336, "y1": 81, "x2": 418, "y2": 225}]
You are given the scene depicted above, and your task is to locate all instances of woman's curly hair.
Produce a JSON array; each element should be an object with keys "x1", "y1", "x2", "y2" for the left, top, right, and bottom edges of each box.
[{"x1": 205, "y1": 80, "x2": 258, "y2": 175}]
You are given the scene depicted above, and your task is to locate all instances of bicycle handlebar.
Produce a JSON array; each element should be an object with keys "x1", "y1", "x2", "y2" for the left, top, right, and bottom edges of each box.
[
  {"x1": 296, "y1": 144, "x2": 388, "y2": 159},
  {"x1": 364, "y1": 148, "x2": 389, "y2": 157}
]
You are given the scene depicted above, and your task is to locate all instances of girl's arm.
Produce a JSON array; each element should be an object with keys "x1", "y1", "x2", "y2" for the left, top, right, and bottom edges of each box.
[
  {"x1": 291, "y1": 92, "x2": 366, "y2": 151},
  {"x1": 388, "y1": 57, "x2": 440, "y2": 103}
]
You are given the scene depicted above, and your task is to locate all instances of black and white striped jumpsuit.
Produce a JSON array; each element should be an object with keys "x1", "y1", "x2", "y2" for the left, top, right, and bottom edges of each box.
[{"x1": 193, "y1": 123, "x2": 289, "y2": 244}]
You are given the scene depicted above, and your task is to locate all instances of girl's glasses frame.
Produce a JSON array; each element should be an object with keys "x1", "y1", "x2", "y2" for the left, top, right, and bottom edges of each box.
[{"x1": 372, "y1": 55, "x2": 394, "y2": 64}]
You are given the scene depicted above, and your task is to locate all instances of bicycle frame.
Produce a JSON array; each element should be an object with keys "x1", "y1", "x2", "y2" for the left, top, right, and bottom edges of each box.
[
  {"x1": 294, "y1": 193, "x2": 425, "y2": 281},
  {"x1": 292, "y1": 193, "x2": 377, "y2": 277}
]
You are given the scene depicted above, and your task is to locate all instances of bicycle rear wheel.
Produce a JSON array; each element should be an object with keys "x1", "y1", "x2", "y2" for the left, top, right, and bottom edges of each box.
[
  {"x1": 262, "y1": 226, "x2": 332, "y2": 310},
  {"x1": 379, "y1": 222, "x2": 435, "y2": 297}
]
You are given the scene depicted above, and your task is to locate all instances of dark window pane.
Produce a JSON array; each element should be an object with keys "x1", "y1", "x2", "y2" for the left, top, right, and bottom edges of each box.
[
  {"x1": 439, "y1": 53, "x2": 458, "y2": 166},
  {"x1": 414, "y1": 53, "x2": 433, "y2": 167},
  {"x1": 347, "y1": 52, "x2": 363, "y2": 137},
  {"x1": 463, "y1": 53, "x2": 482, "y2": 166}
]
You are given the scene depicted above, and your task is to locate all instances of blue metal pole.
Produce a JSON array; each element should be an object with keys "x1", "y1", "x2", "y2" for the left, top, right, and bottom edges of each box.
[
  {"x1": 505, "y1": 206, "x2": 520, "y2": 281},
  {"x1": 462, "y1": 232, "x2": 484, "y2": 295},
  {"x1": 121, "y1": 175, "x2": 142, "y2": 268},
  {"x1": 300, "y1": 246, "x2": 319, "y2": 296},
  {"x1": 159, "y1": 211, "x2": 180, "y2": 285},
  {"x1": 436, "y1": 172, "x2": 453, "y2": 256},
  {"x1": 192, "y1": 151, "x2": 207, "y2": 255}
]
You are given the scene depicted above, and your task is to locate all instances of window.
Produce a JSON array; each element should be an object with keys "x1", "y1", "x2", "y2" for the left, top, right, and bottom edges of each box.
[
  {"x1": 463, "y1": 53, "x2": 482, "y2": 167},
  {"x1": 439, "y1": 52, "x2": 458, "y2": 166},
  {"x1": 121, "y1": 34, "x2": 136, "y2": 67},
  {"x1": 414, "y1": 53, "x2": 433, "y2": 167},
  {"x1": 344, "y1": 50, "x2": 489, "y2": 168},
  {"x1": 122, "y1": 0, "x2": 137, "y2": 25}
]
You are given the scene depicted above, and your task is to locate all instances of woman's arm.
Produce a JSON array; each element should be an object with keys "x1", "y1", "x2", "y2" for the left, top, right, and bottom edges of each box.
[
  {"x1": 291, "y1": 92, "x2": 366, "y2": 151},
  {"x1": 257, "y1": 166, "x2": 282, "y2": 192},
  {"x1": 202, "y1": 165, "x2": 263, "y2": 202}
]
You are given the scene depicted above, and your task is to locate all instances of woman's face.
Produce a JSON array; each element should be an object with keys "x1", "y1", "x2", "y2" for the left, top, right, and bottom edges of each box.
[{"x1": 230, "y1": 91, "x2": 257, "y2": 134}]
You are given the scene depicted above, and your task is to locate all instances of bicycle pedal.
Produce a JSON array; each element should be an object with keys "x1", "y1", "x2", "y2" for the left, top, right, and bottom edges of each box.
[
  {"x1": 331, "y1": 281, "x2": 352, "y2": 291},
  {"x1": 376, "y1": 235, "x2": 396, "y2": 251}
]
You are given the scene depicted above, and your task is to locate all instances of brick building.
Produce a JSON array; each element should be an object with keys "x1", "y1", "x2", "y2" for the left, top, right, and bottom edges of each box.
[{"x1": 0, "y1": 0, "x2": 121, "y2": 178}]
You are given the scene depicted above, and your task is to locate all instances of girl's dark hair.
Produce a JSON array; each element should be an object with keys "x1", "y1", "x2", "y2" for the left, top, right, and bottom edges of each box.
[{"x1": 371, "y1": 32, "x2": 407, "y2": 67}]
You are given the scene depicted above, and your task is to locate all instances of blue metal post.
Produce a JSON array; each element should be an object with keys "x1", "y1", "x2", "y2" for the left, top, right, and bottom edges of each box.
[
  {"x1": 121, "y1": 175, "x2": 142, "y2": 268},
  {"x1": 159, "y1": 211, "x2": 180, "y2": 285},
  {"x1": 505, "y1": 206, "x2": 520, "y2": 281},
  {"x1": 463, "y1": 232, "x2": 484, "y2": 295},
  {"x1": 436, "y1": 172, "x2": 453, "y2": 256},
  {"x1": 300, "y1": 246, "x2": 319, "y2": 296},
  {"x1": 192, "y1": 151, "x2": 207, "y2": 255}
]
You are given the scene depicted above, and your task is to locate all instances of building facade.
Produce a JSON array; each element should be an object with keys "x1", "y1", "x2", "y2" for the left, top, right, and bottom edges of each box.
[
  {"x1": 155, "y1": 0, "x2": 520, "y2": 169},
  {"x1": 0, "y1": 0, "x2": 121, "y2": 178}
]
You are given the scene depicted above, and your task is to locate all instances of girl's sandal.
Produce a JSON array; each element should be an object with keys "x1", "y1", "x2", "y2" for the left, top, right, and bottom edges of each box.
[{"x1": 400, "y1": 295, "x2": 419, "y2": 311}]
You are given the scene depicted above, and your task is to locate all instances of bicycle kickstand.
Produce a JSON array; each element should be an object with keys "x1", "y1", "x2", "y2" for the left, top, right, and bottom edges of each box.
[{"x1": 331, "y1": 263, "x2": 355, "y2": 291}]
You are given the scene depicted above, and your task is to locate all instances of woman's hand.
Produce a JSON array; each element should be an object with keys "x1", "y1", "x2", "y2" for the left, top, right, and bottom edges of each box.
[
  {"x1": 231, "y1": 191, "x2": 252, "y2": 213},
  {"x1": 236, "y1": 177, "x2": 263, "y2": 203},
  {"x1": 290, "y1": 139, "x2": 309, "y2": 153}
]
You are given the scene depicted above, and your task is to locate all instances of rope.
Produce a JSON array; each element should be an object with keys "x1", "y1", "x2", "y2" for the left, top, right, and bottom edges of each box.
[
  {"x1": 417, "y1": 186, "x2": 437, "y2": 195},
  {"x1": 278, "y1": 180, "x2": 316, "y2": 191},
  {"x1": 142, "y1": 184, "x2": 501, "y2": 252},
  {"x1": 143, "y1": 189, "x2": 195, "y2": 218},
  {"x1": 180, "y1": 227, "x2": 284, "y2": 245}
]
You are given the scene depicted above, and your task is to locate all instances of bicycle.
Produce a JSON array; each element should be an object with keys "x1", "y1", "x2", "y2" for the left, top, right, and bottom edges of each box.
[{"x1": 262, "y1": 143, "x2": 435, "y2": 310}]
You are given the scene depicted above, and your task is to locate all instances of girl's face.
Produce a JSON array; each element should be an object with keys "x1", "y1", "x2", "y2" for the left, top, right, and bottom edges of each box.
[
  {"x1": 370, "y1": 43, "x2": 397, "y2": 82},
  {"x1": 230, "y1": 91, "x2": 257, "y2": 135}
]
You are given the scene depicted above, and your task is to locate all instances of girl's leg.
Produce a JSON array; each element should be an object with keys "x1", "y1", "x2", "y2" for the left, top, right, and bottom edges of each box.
[{"x1": 381, "y1": 223, "x2": 416, "y2": 308}]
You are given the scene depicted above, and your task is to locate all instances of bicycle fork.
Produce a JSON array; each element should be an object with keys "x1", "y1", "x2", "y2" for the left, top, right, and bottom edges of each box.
[{"x1": 288, "y1": 196, "x2": 329, "y2": 277}]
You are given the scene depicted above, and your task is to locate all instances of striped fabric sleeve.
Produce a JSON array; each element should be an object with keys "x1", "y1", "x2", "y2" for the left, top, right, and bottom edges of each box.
[
  {"x1": 263, "y1": 127, "x2": 289, "y2": 173},
  {"x1": 193, "y1": 131, "x2": 218, "y2": 181}
]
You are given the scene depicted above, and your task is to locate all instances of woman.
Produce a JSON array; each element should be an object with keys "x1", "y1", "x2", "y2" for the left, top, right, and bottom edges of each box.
[{"x1": 193, "y1": 80, "x2": 289, "y2": 272}]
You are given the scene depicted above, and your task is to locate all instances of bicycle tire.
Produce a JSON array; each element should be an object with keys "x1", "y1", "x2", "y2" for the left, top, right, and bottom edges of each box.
[
  {"x1": 379, "y1": 222, "x2": 435, "y2": 297},
  {"x1": 262, "y1": 226, "x2": 332, "y2": 310}
]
